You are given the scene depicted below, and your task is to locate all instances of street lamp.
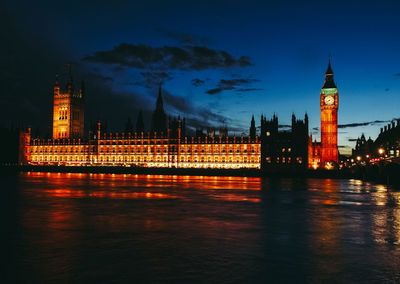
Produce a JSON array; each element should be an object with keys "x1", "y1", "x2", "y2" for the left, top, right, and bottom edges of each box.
[{"x1": 378, "y1": 148, "x2": 384, "y2": 155}]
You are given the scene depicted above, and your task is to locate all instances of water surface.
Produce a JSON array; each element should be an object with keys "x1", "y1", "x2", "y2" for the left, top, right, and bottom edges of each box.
[{"x1": 6, "y1": 172, "x2": 400, "y2": 283}]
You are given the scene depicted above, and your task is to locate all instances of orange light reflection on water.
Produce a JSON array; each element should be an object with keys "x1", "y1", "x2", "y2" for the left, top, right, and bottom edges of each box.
[
  {"x1": 28, "y1": 172, "x2": 262, "y2": 202},
  {"x1": 42, "y1": 189, "x2": 178, "y2": 199},
  {"x1": 211, "y1": 194, "x2": 261, "y2": 203}
]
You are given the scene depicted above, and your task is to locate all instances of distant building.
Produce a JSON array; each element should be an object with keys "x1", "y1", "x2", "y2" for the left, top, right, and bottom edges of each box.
[
  {"x1": 352, "y1": 134, "x2": 373, "y2": 157},
  {"x1": 0, "y1": 126, "x2": 21, "y2": 164},
  {"x1": 352, "y1": 120, "x2": 400, "y2": 160},
  {"x1": 260, "y1": 113, "x2": 309, "y2": 168}
]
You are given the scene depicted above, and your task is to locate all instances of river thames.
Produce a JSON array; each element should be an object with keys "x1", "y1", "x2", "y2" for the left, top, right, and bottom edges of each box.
[{"x1": 5, "y1": 172, "x2": 400, "y2": 283}]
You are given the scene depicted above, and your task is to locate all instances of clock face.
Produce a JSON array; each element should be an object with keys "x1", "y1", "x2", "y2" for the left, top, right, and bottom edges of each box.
[{"x1": 324, "y1": 95, "x2": 334, "y2": 105}]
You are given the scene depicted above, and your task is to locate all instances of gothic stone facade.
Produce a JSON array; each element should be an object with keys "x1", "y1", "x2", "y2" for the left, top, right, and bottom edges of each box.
[
  {"x1": 19, "y1": 71, "x2": 314, "y2": 170},
  {"x1": 23, "y1": 125, "x2": 261, "y2": 169}
]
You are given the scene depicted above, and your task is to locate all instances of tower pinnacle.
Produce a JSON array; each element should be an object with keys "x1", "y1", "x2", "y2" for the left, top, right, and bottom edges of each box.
[
  {"x1": 156, "y1": 84, "x2": 164, "y2": 111},
  {"x1": 66, "y1": 63, "x2": 74, "y2": 94},
  {"x1": 152, "y1": 85, "x2": 167, "y2": 133},
  {"x1": 326, "y1": 56, "x2": 333, "y2": 75},
  {"x1": 250, "y1": 115, "x2": 256, "y2": 139},
  {"x1": 323, "y1": 58, "x2": 336, "y2": 88}
]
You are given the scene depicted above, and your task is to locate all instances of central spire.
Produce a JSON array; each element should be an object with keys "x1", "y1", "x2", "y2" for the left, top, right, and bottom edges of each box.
[
  {"x1": 151, "y1": 84, "x2": 167, "y2": 134},
  {"x1": 156, "y1": 84, "x2": 164, "y2": 111}
]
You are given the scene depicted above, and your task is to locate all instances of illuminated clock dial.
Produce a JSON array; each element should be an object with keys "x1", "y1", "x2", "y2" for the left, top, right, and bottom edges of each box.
[{"x1": 324, "y1": 95, "x2": 334, "y2": 105}]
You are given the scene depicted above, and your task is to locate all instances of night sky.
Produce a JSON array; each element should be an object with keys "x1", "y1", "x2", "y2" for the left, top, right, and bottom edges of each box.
[{"x1": 2, "y1": 0, "x2": 400, "y2": 155}]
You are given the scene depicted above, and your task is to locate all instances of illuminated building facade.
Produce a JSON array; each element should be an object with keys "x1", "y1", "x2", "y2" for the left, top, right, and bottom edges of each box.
[
  {"x1": 20, "y1": 78, "x2": 261, "y2": 169},
  {"x1": 18, "y1": 68, "x2": 315, "y2": 170},
  {"x1": 52, "y1": 68, "x2": 85, "y2": 139},
  {"x1": 309, "y1": 59, "x2": 339, "y2": 168},
  {"x1": 23, "y1": 123, "x2": 261, "y2": 169}
]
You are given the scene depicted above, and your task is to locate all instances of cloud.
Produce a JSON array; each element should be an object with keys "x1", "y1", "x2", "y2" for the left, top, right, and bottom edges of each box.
[
  {"x1": 205, "y1": 78, "x2": 259, "y2": 95},
  {"x1": 338, "y1": 120, "x2": 390, "y2": 128},
  {"x1": 206, "y1": 87, "x2": 230, "y2": 95},
  {"x1": 347, "y1": 138, "x2": 359, "y2": 142},
  {"x1": 82, "y1": 72, "x2": 155, "y2": 131},
  {"x1": 160, "y1": 88, "x2": 233, "y2": 132},
  {"x1": 157, "y1": 28, "x2": 211, "y2": 45},
  {"x1": 191, "y1": 78, "x2": 205, "y2": 87},
  {"x1": 136, "y1": 71, "x2": 173, "y2": 88},
  {"x1": 86, "y1": 72, "x2": 114, "y2": 82},
  {"x1": 394, "y1": 73, "x2": 400, "y2": 76},
  {"x1": 83, "y1": 43, "x2": 251, "y2": 71},
  {"x1": 113, "y1": 66, "x2": 126, "y2": 72},
  {"x1": 236, "y1": 88, "x2": 262, "y2": 92},
  {"x1": 279, "y1": 124, "x2": 291, "y2": 128},
  {"x1": 221, "y1": 78, "x2": 258, "y2": 86}
]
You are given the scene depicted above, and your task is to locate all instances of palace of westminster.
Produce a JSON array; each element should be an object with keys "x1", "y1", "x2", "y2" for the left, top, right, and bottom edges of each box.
[{"x1": 18, "y1": 61, "x2": 341, "y2": 170}]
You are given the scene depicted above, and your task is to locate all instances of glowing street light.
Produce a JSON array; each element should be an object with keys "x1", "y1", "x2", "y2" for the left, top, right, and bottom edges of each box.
[
  {"x1": 378, "y1": 148, "x2": 385, "y2": 155},
  {"x1": 325, "y1": 161, "x2": 334, "y2": 170}
]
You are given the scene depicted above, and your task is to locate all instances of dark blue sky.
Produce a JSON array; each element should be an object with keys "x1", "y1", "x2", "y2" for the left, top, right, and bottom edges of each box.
[{"x1": 2, "y1": 0, "x2": 400, "y2": 154}]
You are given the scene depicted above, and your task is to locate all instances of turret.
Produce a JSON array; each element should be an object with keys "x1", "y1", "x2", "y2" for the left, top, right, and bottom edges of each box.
[
  {"x1": 249, "y1": 115, "x2": 256, "y2": 139},
  {"x1": 182, "y1": 118, "x2": 186, "y2": 137},
  {"x1": 291, "y1": 113, "x2": 296, "y2": 127},
  {"x1": 54, "y1": 74, "x2": 60, "y2": 96},
  {"x1": 305, "y1": 113, "x2": 309, "y2": 130},
  {"x1": 97, "y1": 121, "x2": 101, "y2": 139},
  {"x1": 66, "y1": 63, "x2": 74, "y2": 94},
  {"x1": 80, "y1": 80, "x2": 85, "y2": 98}
]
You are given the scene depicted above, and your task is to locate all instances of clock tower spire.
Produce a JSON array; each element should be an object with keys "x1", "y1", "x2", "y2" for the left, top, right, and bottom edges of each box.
[{"x1": 320, "y1": 58, "x2": 339, "y2": 166}]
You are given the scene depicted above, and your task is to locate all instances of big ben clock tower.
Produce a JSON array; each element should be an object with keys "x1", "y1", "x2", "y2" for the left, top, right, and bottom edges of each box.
[{"x1": 320, "y1": 58, "x2": 338, "y2": 166}]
